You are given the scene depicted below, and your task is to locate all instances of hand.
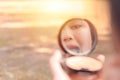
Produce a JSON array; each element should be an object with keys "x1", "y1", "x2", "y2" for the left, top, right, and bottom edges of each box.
[{"x1": 49, "y1": 50, "x2": 105, "y2": 80}]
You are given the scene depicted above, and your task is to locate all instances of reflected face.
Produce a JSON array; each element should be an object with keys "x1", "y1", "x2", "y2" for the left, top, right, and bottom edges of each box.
[
  {"x1": 68, "y1": 20, "x2": 92, "y2": 52},
  {"x1": 59, "y1": 18, "x2": 97, "y2": 55},
  {"x1": 62, "y1": 28, "x2": 81, "y2": 53}
]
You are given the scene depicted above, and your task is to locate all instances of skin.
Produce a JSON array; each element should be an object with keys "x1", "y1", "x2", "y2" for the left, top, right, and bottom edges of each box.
[
  {"x1": 49, "y1": 50, "x2": 105, "y2": 80},
  {"x1": 62, "y1": 19, "x2": 92, "y2": 53},
  {"x1": 62, "y1": 28, "x2": 81, "y2": 53},
  {"x1": 67, "y1": 20, "x2": 92, "y2": 52}
]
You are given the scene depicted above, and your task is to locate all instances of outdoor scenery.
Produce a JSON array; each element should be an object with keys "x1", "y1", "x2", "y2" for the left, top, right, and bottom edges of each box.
[{"x1": 0, "y1": 0, "x2": 113, "y2": 80}]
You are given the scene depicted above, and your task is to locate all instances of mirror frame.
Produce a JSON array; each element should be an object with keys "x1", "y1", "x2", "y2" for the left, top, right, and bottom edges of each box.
[{"x1": 58, "y1": 18, "x2": 98, "y2": 56}]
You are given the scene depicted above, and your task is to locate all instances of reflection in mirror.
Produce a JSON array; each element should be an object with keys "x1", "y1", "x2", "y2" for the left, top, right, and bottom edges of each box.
[{"x1": 58, "y1": 18, "x2": 97, "y2": 56}]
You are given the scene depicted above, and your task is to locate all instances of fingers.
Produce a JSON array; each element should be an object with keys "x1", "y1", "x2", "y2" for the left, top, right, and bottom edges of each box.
[
  {"x1": 49, "y1": 50, "x2": 70, "y2": 80},
  {"x1": 95, "y1": 55, "x2": 105, "y2": 80},
  {"x1": 49, "y1": 51, "x2": 105, "y2": 80},
  {"x1": 96, "y1": 55, "x2": 105, "y2": 63},
  {"x1": 50, "y1": 50, "x2": 62, "y2": 63}
]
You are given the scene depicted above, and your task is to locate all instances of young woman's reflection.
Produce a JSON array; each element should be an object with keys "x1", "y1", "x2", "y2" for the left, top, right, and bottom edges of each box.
[
  {"x1": 62, "y1": 28, "x2": 81, "y2": 53},
  {"x1": 62, "y1": 19, "x2": 92, "y2": 54}
]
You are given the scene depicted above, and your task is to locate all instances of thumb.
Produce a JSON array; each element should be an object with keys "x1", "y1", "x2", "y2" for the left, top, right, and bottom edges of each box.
[
  {"x1": 96, "y1": 54, "x2": 105, "y2": 63},
  {"x1": 49, "y1": 50, "x2": 70, "y2": 80}
]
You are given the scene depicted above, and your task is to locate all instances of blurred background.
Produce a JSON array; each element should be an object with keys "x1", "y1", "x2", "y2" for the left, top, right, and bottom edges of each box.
[{"x1": 0, "y1": 0, "x2": 113, "y2": 80}]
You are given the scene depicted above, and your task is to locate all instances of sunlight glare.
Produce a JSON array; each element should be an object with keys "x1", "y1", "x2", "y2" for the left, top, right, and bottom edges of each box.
[{"x1": 42, "y1": 1, "x2": 70, "y2": 13}]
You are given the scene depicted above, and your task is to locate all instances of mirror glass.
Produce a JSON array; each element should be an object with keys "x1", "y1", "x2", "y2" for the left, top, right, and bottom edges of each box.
[{"x1": 58, "y1": 18, "x2": 97, "y2": 56}]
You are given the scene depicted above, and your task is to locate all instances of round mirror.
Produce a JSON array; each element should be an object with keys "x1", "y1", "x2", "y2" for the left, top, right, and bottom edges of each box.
[{"x1": 58, "y1": 18, "x2": 97, "y2": 56}]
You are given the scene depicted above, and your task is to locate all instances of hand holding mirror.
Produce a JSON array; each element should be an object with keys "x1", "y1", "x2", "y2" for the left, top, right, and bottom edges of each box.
[{"x1": 58, "y1": 18, "x2": 103, "y2": 73}]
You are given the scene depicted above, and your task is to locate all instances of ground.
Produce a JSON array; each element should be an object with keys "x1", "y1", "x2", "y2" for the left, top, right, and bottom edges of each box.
[{"x1": 0, "y1": 27, "x2": 113, "y2": 80}]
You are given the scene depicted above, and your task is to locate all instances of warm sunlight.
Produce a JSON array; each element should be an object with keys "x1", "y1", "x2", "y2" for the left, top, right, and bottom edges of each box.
[
  {"x1": 34, "y1": 0, "x2": 97, "y2": 27},
  {"x1": 43, "y1": 1, "x2": 69, "y2": 13},
  {"x1": 0, "y1": 0, "x2": 97, "y2": 28},
  {"x1": 0, "y1": 0, "x2": 110, "y2": 35}
]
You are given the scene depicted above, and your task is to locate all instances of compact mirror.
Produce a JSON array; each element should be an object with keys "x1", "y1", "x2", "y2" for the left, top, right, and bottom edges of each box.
[{"x1": 58, "y1": 18, "x2": 97, "y2": 56}]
